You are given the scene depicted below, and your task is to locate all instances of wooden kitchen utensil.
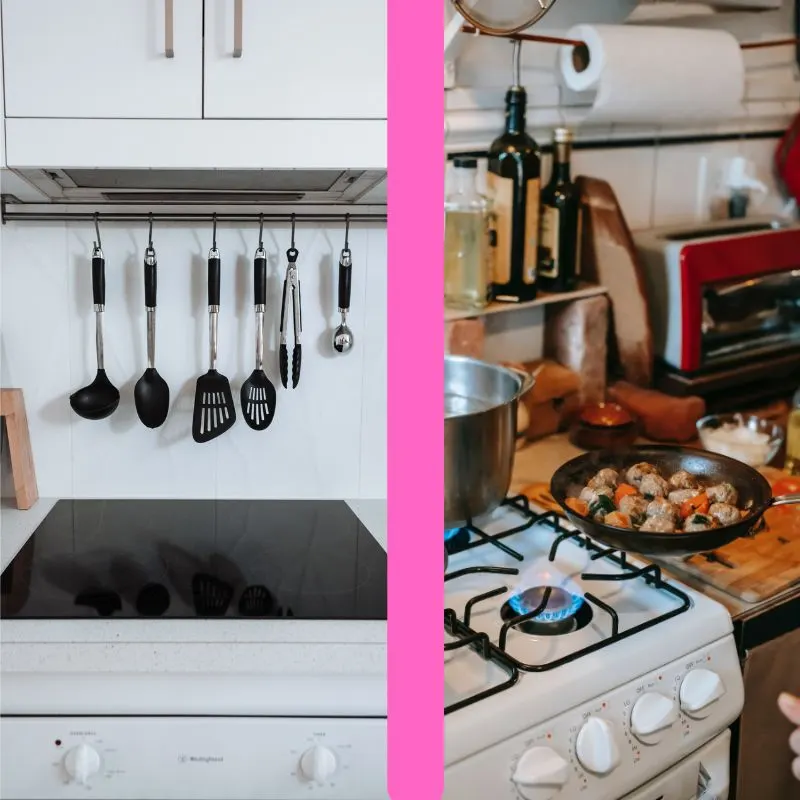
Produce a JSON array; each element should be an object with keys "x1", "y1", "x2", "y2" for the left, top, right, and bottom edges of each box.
[
  {"x1": 0, "y1": 388, "x2": 38, "y2": 509},
  {"x1": 576, "y1": 176, "x2": 654, "y2": 388}
]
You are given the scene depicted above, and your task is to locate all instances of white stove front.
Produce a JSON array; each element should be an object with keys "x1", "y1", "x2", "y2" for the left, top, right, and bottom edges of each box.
[{"x1": 444, "y1": 503, "x2": 744, "y2": 799}]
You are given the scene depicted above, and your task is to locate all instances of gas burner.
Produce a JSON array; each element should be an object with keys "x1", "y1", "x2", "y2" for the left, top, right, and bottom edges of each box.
[
  {"x1": 445, "y1": 528, "x2": 471, "y2": 552},
  {"x1": 500, "y1": 586, "x2": 593, "y2": 636}
]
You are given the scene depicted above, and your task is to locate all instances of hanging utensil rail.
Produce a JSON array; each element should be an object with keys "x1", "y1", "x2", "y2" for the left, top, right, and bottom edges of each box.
[
  {"x1": 460, "y1": 23, "x2": 800, "y2": 52},
  {"x1": 1, "y1": 209, "x2": 385, "y2": 224}
]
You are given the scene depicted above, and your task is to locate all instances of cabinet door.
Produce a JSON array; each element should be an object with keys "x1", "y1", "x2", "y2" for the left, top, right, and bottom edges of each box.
[
  {"x1": 1, "y1": 0, "x2": 203, "y2": 118},
  {"x1": 203, "y1": 0, "x2": 386, "y2": 119}
]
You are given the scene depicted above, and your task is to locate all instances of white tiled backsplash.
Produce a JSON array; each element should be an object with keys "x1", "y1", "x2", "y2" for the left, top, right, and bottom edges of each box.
[
  {"x1": 446, "y1": 133, "x2": 790, "y2": 232},
  {"x1": 0, "y1": 221, "x2": 386, "y2": 500}
]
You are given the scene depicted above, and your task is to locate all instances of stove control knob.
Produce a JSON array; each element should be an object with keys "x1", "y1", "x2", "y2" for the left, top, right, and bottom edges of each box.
[
  {"x1": 631, "y1": 692, "x2": 679, "y2": 744},
  {"x1": 63, "y1": 743, "x2": 101, "y2": 786},
  {"x1": 299, "y1": 745, "x2": 337, "y2": 785},
  {"x1": 512, "y1": 746, "x2": 569, "y2": 800},
  {"x1": 576, "y1": 717, "x2": 620, "y2": 776},
  {"x1": 680, "y1": 669, "x2": 726, "y2": 719}
]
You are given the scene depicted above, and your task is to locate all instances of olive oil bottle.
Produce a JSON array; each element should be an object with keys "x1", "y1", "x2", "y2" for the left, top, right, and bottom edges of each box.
[
  {"x1": 538, "y1": 127, "x2": 581, "y2": 293},
  {"x1": 486, "y1": 41, "x2": 540, "y2": 303}
]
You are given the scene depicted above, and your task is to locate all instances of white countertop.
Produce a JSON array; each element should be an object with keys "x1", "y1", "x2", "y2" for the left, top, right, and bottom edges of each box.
[{"x1": 0, "y1": 498, "x2": 387, "y2": 688}]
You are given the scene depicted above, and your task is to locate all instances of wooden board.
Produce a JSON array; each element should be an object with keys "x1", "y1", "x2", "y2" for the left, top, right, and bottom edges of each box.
[
  {"x1": 673, "y1": 467, "x2": 800, "y2": 603},
  {"x1": 576, "y1": 176, "x2": 654, "y2": 388},
  {"x1": 0, "y1": 388, "x2": 38, "y2": 510}
]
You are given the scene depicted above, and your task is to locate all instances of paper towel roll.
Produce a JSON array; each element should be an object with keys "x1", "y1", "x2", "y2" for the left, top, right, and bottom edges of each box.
[{"x1": 559, "y1": 25, "x2": 745, "y2": 125}]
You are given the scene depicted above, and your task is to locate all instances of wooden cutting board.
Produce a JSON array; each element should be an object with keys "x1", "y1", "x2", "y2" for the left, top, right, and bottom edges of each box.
[{"x1": 673, "y1": 467, "x2": 800, "y2": 603}]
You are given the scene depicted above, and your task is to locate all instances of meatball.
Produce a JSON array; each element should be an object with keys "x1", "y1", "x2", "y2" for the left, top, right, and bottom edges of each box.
[
  {"x1": 639, "y1": 473, "x2": 669, "y2": 499},
  {"x1": 626, "y1": 462, "x2": 658, "y2": 488},
  {"x1": 619, "y1": 494, "x2": 648, "y2": 523},
  {"x1": 580, "y1": 485, "x2": 614, "y2": 506},
  {"x1": 641, "y1": 515, "x2": 676, "y2": 533},
  {"x1": 646, "y1": 497, "x2": 680, "y2": 523},
  {"x1": 668, "y1": 488, "x2": 697, "y2": 506},
  {"x1": 669, "y1": 470, "x2": 698, "y2": 491},
  {"x1": 706, "y1": 482, "x2": 738, "y2": 506},
  {"x1": 684, "y1": 513, "x2": 713, "y2": 532},
  {"x1": 588, "y1": 468, "x2": 619, "y2": 490},
  {"x1": 709, "y1": 502, "x2": 740, "y2": 527},
  {"x1": 605, "y1": 511, "x2": 632, "y2": 529}
]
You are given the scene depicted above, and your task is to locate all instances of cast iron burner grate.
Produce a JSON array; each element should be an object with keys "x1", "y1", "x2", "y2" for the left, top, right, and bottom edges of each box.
[{"x1": 444, "y1": 496, "x2": 692, "y2": 713}]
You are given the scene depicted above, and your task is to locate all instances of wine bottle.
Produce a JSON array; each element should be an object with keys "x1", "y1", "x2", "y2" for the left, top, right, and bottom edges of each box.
[
  {"x1": 538, "y1": 127, "x2": 581, "y2": 293},
  {"x1": 487, "y1": 75, "x2": 540, "y2": 303}
]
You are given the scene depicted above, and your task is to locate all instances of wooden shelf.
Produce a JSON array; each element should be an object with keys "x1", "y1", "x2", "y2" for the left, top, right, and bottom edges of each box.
[{"x1": 445, "y1": 283, "x2": 607, "y2": 322}]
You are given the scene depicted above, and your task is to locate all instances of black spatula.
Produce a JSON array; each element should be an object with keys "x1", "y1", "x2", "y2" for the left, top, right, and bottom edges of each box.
[
  {"x1": 193, "y1": 232, "x2": 236, "y2": 443},
  {"x1": 240, "y1": 233, "x2": 276, "y2": 430}
]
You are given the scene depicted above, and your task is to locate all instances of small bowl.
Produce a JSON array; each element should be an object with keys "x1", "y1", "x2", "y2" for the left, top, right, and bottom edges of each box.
[
  {"x1": 696, "y1": 413, "x2": 784, "y2": 467},
  {"x1": 569, "y1": 402, "x2": 639, "y2": 451}
]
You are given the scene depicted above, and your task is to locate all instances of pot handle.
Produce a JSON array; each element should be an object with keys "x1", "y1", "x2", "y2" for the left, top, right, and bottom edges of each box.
[
  {"x1": 506, "y1": 365, "x2": 539, "y2": 399},
  {"x1": 769, "y1": 492, "x2": 800, "y2": 508}
]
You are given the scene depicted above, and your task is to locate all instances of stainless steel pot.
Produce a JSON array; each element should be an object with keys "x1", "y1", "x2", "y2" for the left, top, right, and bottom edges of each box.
[{"x1": 445, "y1": 355, "x2": 534, "y2": 529}]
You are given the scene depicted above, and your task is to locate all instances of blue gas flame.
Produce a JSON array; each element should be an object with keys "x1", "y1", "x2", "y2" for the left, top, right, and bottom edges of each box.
[
  {"x1": 444, "y1": 528, "x2": 462, "y2": 542},
  {"x1": 508, "y1": 587, "x2": 584, "y2": 623}
]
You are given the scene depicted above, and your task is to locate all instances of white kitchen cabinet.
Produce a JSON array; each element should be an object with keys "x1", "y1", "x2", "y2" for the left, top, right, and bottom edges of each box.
[
  {"x1": 1, "y1": 0, "x2": 203, "y2": 119},
  {"x1": 203, "y1": 0, "x2": 386, "y2": 120}
]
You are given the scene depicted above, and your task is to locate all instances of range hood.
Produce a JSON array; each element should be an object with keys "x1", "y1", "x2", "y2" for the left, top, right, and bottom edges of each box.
[{"x1": 2, "y1": 167, "x2": 387, "y2": 207}]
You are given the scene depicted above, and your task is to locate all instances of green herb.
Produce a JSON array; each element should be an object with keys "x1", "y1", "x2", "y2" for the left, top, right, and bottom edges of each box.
[
  {"x1": 690, "y1": 514, "x2": 710, "y2": 525},
  {"x1": 589, "y1": 495, "x2": 616, "y2": 516}
]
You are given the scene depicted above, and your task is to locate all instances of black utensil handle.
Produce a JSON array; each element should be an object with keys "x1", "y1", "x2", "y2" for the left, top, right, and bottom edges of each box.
[
  {"x1": 144, "y1": 254, "x2": 157, "y2": 308},
  {"x1": 292, "y1": 344, "x2": 301, "y2": 388},
  {"x1": 279, "y1": 278, "x2": 288, "y2": 332},
  {"x1": 208, "y1": 256, "x2": 221, "y2": 306},
  {"x1": 279, "y1": 344, "x2": 289, "y2": 388},
  {"x1": 338, "y1": 257, "x2": 352, "y2": 311},
  {"x1": 92, "y1": 256, "x2": 105, "y2": 306},
  {"x1": 255, "y1": 254, "x2": 267, "y2": 306}
]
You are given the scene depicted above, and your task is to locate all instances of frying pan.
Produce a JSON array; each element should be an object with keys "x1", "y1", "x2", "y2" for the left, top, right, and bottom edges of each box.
[{"x1": 550, "y1": 445, "x2": 800, "y2": 556}]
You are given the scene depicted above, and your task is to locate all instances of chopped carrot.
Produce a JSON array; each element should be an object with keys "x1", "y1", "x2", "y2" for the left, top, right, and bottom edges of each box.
[
  {"x1": 605, "y1": 511, "x2": 632, "y2": 529},
  {"x1": 614, "y1": 483, "x2": 638, "y2": 507},
  {"x1": 565, "y1": 497, "x2": 589, "y2": 517},
  {"x1": 680, "y1": 493, "x2": 709, "y2": 519}
]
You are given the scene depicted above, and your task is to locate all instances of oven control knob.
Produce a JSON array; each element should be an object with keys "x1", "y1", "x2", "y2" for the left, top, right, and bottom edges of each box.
[
  {"x1": 679, "y1": 669, "x2": 726, "y2": 719},
  {"x1": 576, "y1": 717, "x2": 620, "y2": 776},
  {"x1": 63, "y1": 743, "x2": 101, "y2": 786},
  {"x1": 512, "y1": 746, "x2": 569, "y2": 800},
  {"x1": 631, "y1": 692, "x2": 679, "y2": 744},
  {"x1": 298, "y1": 745, "x2": 337, "y2": 784}
]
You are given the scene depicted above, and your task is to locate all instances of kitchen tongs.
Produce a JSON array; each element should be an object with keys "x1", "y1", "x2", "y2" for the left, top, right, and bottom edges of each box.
[{"x1": 279, "y1": 217, "x2": 302, "y2": 389}]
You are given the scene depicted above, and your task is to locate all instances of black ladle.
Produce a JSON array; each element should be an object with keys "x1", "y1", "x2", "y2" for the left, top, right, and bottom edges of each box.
[
  {"x1": 134, "y1": 221, "x2": 170, "y2": 428},
  {"x1": 69, "y1": 220, "x2": 120, "y2": 420}
]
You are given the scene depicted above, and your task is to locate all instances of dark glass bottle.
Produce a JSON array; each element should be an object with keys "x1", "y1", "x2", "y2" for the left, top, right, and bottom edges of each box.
[
  {"x1": 538, "y1": 127, "x2": 581, "y2": 293},
  {"x1": 486, "y1": 85, "x2": 541, "y2": 303}
]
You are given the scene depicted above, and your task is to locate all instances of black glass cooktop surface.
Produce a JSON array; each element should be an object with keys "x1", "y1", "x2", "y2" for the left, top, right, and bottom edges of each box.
[{"x1": 1, "y1": 500, "x2": 386, "y2": 620}]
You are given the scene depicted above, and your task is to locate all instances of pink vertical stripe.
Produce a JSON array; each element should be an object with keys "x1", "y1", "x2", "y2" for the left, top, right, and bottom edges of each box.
[{"x1": 387, "y1": 0, "x2": 444, "y2": 797}]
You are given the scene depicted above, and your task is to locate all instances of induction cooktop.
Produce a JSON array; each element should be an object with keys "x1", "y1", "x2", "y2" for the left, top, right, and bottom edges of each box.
[{"x1": 1, "y1": 500, "x2": 386, "y2": 620}]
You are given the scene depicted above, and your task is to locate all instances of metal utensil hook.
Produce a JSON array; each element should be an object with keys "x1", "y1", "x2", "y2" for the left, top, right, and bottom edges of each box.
[
  {"x1": 147, "y1": 212, "x2": 154, "y2": 251},
  {"x1": 258, "y1": 213, "x2": 264, "y2": 250},
  {"x1": 212, "y1": 213, "x2": 218, "y2": 250},
  {"x1": 93, "y1": 212, "x2": 102, "y2": 251},
  {"x1": 344, "y1": 213, "x2": 351, "y2": 251},
  {"x1": 287, "y1": 214, "x2": 298, "y2": 262}
]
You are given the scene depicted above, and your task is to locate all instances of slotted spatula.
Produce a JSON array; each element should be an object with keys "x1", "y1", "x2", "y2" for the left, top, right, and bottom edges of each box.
[
  {"x1": 240, "y1": 224, "x2": 276, "y2": 430},
  {"x1": 192, "y1": 226, "x2": 236, "y2": 443}
]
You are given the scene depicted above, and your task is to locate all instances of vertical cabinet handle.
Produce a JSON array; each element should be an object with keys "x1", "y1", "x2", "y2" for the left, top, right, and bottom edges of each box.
[
  {"x1": 165, "y1": 0, "x2": 175, "y2": 58},
  {"x1": 233, "y1": 0, "x2": 243, "y2": 57}
]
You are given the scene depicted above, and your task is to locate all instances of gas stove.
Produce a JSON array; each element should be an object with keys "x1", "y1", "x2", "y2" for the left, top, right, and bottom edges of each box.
[
  {"x1": 1, "y1": 499, "x2": 387, "y2": 800},
  {"x1": 444, "y1": 497, "x2": 744, "y2": 800}
]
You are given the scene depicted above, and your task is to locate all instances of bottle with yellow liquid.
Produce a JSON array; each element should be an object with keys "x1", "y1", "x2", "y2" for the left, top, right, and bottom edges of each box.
[{"x1": 786, "y1": 388, "x2": 800, "y2": 474}]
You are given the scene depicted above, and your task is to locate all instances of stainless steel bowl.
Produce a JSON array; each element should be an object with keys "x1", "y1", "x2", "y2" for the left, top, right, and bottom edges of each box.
[{"x1": 445, "y1": 355, "x2": 534, "y2": 528}]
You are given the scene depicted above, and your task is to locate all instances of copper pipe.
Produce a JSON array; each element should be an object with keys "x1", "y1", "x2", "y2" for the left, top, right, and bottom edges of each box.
[{"x1": 460, "y1": 24, "x2": 800, "y2": 52}]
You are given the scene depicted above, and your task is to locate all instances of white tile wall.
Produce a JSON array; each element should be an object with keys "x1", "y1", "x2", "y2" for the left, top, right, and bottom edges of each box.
[{"x1": 0, "y1": 221, "x2": 387, "y2": 500}]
